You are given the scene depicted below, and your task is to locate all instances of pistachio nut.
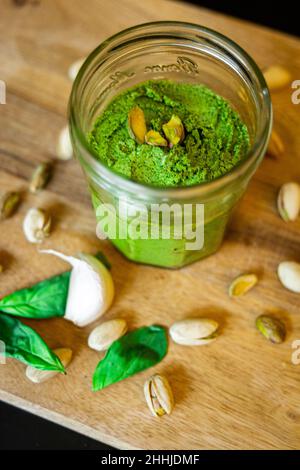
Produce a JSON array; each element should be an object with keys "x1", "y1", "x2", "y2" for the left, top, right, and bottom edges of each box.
[
  {"x1": 277, "y1": 182, "x2": 300, "y2": 222},
  {"x1": 145, "y1": 130, "x2": 168, "y2": 147},
  {"x1": 23, "y1": 208, "x2": 52, "y2": 244},
  {"x1": 26, "y1": 348, "x2": 72, "y2": 383},
  {"x1": 229, "y1": 273, "x2": 258, "y2": 297},
  {"x1": 88, "y1": 319, "x2": 127, "y2": 351},
  {"x1": 128, "y1": 106, "x2": 147, "y2": 144},
  {"x1": 57, "y1": 126, "x2": 73, "y2": 160},
  {"x1": 29, "y1": 162, "x2": 53, "y2": 193},
  {"x1": 278, "y1": 261, "x2": 300, "y2": 293},
  {"x1": 68, "y1": 58, "x2": 84, "y2": 82},
  {"x1": 267, "y1": 130, "x2": 284, "y2": 159},
  {"x1": 169, "y1": 318, "x2": 219, "y2": 346},
  {"x1": 0, "y1": 191, "x2": 21, "y2": 220},
  {"x1": 264, "y1": 66, "x2": 291, "y2": 91},
  {"x1": 163, "y1": 115, "x2": 185, "y2": 147},
  {"x1": 144, "y1": 374, "x2": 174, "y2": 417},
  {"x1": 255, "y1": 315, "x2": 286, "y2": 344}
]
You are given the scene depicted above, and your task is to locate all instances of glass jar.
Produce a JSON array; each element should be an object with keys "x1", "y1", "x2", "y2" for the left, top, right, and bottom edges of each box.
[{"x1": 69, "y1": 21, "x2": 272, "y2": 269}]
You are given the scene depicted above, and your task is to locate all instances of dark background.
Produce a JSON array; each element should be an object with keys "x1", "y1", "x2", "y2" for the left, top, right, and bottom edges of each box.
[{"x1": 1, "y1": 0, "x2": 298, "y2": 451}]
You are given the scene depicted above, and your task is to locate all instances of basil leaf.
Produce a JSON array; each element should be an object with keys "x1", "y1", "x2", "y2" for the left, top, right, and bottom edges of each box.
[
  {"x1": 0, "y1": 271, "x2": 70, "y2": 318},
  {"x1": 0, "y1": 314, "x2": 65, "y2": 372},
  {"x1": 92, "y1": 325, "x2": 168, "y2": 391}
]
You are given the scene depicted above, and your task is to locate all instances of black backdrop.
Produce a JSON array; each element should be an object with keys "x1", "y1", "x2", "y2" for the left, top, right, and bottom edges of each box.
[
  {"x1": 188, "y1": 0, "x2": 299, "y2": 37},
  {"x1": 1, "y1": 0, "x2": 298, "y2": 451}
]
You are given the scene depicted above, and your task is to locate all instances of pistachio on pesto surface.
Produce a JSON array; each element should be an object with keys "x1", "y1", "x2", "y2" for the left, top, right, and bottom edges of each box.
[{"x1": 88, "y1": 80, "x2": 250, "y2": 187}]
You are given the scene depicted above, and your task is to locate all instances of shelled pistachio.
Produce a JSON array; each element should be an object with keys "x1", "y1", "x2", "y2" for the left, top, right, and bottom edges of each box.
[
  {"x1": 0, "y1": 191, "x2": 21, "y2": 220},
  {"x1": 29, "y1": 162, "x2": 53, "y2": 193}
]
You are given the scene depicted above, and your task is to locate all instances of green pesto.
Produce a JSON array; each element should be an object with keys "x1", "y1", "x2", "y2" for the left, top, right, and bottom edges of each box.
[{"x1": 88, "y1": 80, "x2": 250, "y2": 187}]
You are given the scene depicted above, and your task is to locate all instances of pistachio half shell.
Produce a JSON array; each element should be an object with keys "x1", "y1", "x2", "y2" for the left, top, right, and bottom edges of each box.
[
  {"x1": 29, "y1": 162, "x2": 53, "y2": 193},
  {"x1": 128, "y1": 106, "x2": 147, "y2": 144},
  {"x1": 255, "y1": 315, "x2": 286, "y2": 344},
  {"x1": 88, "y1": 319, "x2": 127, "y2": 351},
  {"x1": 0, "y1": 191, "x2": 21, "y2": 220},
  {"x1": 267, "y1": 130, "x2": 284, "y2": 159},
  {"x1": 23, "y1": 208, "x2": 52, "y2": 244},
  {"x1": 145, "y1": 130, "x2": 168, "y2": 147},
  {"x1": 229, "y1": 273, "x2": 258, "y2": 297},
  {"x1": 144, "y1": 374, "x2": 174, "y2": 417},
  {"x1": 277, "y1": 182, "x2": 300, "y2": 222},
  {"x1": 68, "y1": 58, "x2": 84, "y2": 82},
  {"x1": 264, "y1": 66, "x2": 291, "y2": 91},
  {"x1": 169, "y1": 318, "x2": 219, "y2": 346},
  {"x1": 57, "y1": 126, "x2": 73, "y2": 160},
  {"x1": 163, "y1": 115, "x2": 185, "y2": 147},
  {"x1": 26, "y1": 348, "x2": 72, "y2": 383},
  {"x1": 278, "y1": 261, "x2": 300, "y2": 293}
]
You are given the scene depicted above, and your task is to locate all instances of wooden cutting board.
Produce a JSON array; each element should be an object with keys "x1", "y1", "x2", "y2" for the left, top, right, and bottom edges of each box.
[{"x1": 0, "y1": 0, "x2": 300, "y2": 450}]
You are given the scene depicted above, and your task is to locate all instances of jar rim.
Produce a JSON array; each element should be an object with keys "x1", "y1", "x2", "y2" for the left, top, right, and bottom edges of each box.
[{"x1": 69, "y1": 21, "x2": 272, "y2": 199}]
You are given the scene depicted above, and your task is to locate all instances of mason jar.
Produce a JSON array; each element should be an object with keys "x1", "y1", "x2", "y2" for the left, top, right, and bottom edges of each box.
[{"x1": 69, "y1": 21, "x2": 272, "y2": 269}]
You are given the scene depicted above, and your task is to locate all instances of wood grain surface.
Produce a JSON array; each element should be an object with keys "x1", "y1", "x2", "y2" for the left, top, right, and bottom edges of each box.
[{"x1": 0, "y1": 0, "x2": 300, "y2": 450}]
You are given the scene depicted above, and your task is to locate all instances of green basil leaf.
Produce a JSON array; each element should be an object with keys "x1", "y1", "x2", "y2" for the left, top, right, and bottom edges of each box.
[
  {"x1": 0, "y1": 271, "x2": 70, "y2": 318},
  {"x1": 0, "y1": 313, "x2": 65, "y2": 372},
  {"x1": 92, "y1": 325, "x2": 168, "y2": 391}
]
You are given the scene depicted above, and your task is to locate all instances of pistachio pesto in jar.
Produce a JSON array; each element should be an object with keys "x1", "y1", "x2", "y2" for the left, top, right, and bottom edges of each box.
[{"x1": 87, "y1": 79, "x2": 250, "y2": 268}]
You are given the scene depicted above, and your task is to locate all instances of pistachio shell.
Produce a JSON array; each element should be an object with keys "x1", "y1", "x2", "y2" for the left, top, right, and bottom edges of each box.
[
  {"x1": 169, "y1": 318, "x2": 219, "y2": 346},
  {"x1": 162, "y1": 115, "x2": 185, "y2": 147},
  {"x1": 264, "y1": 66, "x2": 291, "y2": 91},
  {"x1": 26, "y1": 348, "x2": 72, "y2": 383},
  {"x1": 277, "y1": 182, "x2": 300, "y2": 222},
  {"x1": 57, "y1": 126, "x2": 73, "y2": 160},
  {"x1": 29, "y1": 162, "x2": 53, "y2": 193},
  {"x1": 278, "y1": 261, "x2": 300, "y2": 293},
  {"x1": 229, "y1": 273, "x2": 258, "y2": 297},
  {"x1": 144, "y1": 374, "x2": 174, "y2": 417},
  {"x1": 145, "y1": 130, "x2": 168, "y2": 147},
  {"x1": 68, "y1": 58, "x2": 84, "y2": 81},
  {"x1": 255, "y1": 315, "x2": 286, "y2": 344},
  {"x1": 0, "y1": 191, "x2": 21, "y2": 220},
  {"x1": 267, "y1": 130, "x2": 284, "y2": 159},
  {"x1": 128, "y1": 106, "x2": 147, "y2": 144},
  {"x1": 88, "y1": 319, "x2": 127, "y2": 351},
  {"x1": 23, "y1": 208, "x2": 52, "y2": 244}
]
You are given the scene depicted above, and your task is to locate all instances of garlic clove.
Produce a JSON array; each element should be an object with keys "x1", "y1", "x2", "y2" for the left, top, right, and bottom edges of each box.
[
  {"x1": 68, "y1": 59, "x2": 85, "y2": 82},
  {"x1": 26, "y1": 348, "x2": 72, "y2": 383},
  {"x1": 88, "y1": 319, "x2": 127, "y2": 351},
  {"x1": 278, "y1": 261, "x2": 300, "y2": 293},
  {"x1": 56, "y1": 126, "x2": 73, "y2": 160},
  {"x1": 40, "y1": 249, "x2": 114, "y2": 327},
  {"x1": 23, "y1": 208, "x2": 52, "y2": 244}
]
